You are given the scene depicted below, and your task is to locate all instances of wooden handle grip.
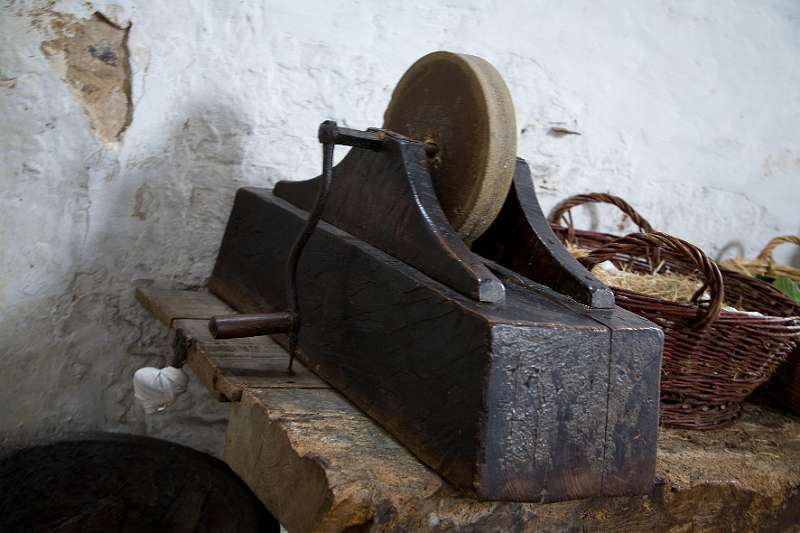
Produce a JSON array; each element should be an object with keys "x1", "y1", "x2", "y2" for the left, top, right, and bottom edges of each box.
[{"x1": 209, "y1": 312, "x2": 292, "y2": 340}]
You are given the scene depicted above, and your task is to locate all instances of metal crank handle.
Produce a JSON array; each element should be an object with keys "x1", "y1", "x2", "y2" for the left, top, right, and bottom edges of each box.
[{"x1": 208, "y1": 120, "x2": 355, "y2": 372}]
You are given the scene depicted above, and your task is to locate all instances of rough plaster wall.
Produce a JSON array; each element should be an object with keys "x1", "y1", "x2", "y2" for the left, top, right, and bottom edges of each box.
[{"x1": 1, "y1": 1, "x2": 799, "y2": 456}]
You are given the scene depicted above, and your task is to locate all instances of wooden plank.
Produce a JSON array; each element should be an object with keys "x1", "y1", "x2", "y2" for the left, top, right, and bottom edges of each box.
[
  {"x1": 172, "y1": 319, "x2": 329, "y2": 402},
  {"x1": 225, "y1": 388, "x2": 442, "y2": 533},
  {"x1": 135, "y1": 287, "x2": 234, "y2": 326},
  {"x1": 226, "y1": 388, "x2": 800, "y2": 533},
  {"x1": 137, "y1": 289, "x2": 800, "y2": 531},
  {"x1": 134, "y1": 288, "x2": 328, "y2": 402}
]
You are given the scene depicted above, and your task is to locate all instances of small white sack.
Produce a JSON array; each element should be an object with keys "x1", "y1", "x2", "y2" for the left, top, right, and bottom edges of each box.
[{"x1": 133, "y1": 366, "x2": 189, "y2": 414}]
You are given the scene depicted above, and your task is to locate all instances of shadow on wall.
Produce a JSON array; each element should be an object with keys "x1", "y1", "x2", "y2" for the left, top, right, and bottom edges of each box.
[
  {"x1": 0, "y1": 101, "x2": 258, "y2": 458},
  {"x1": 123, "y1": 101, "x2": 256, "y2": 265},
  {"x1": 715, "y1": 241, "x2": 746, "y2": 263},
  {"x1": 91, "y1": 100, "x2": 258, "y2": 453}
]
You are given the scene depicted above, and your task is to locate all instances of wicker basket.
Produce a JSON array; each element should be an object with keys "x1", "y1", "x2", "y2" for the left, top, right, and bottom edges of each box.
[
  {"x1": 548, "y1": 192, "x2": 653, "y2": 249},
  {"x1": 577, "y1": 232, "x2": 800, "y2": 430},
  {"x1": 549, "y1": 194, "x2": 800, "y2": 418},
  {"x1": 722, "y1": 236, "x2": 800, "y2": 283},
  {"x1": 719, "y1": 237, "x2": 800, "y2": 415}
]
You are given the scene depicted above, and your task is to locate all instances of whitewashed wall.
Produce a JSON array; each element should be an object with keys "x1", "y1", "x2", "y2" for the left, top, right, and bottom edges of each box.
[{"x1": 2, "y1": 0, "x2": 798, "y2": 455}]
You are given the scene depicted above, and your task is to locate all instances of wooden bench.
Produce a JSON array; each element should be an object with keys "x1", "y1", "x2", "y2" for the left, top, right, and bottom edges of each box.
[{"x1": 136, "y1": 287, "x2": 800, "y2": 532}]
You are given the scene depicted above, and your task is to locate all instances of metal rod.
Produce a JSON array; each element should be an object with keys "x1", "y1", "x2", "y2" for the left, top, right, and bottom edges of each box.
[
  {"x1": 285, "y1": 124, "x2": 336, "y2": 372},
  {"x1": 208, "y1": 121, "x2": 385, "y2": 372}
]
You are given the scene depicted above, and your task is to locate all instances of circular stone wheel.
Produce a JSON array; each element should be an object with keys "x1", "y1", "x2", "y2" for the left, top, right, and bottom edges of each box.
[{"x1": 384, "y1": 51, "x2": 517, "y2": 243}]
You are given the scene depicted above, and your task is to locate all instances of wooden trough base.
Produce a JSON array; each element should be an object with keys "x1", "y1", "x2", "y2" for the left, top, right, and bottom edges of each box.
[{"x1": 136, "y1": 287, "x2": 800, "y2": 533}]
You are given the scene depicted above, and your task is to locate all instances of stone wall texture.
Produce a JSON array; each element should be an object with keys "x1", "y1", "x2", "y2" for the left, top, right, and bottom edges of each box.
[{"x1": 2, "y1": 0, "x2": 799, "y2": 456}]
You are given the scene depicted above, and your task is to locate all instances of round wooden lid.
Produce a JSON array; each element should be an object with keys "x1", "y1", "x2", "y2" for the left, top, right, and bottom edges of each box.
[{"x1": 384, "y1": 51, "x2": 517, "y2": 243}]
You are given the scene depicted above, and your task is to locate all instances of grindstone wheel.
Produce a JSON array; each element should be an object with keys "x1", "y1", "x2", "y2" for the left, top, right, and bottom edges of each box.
[{"x1": 384, "y1": 51, "x2": 517, "y2": 243}]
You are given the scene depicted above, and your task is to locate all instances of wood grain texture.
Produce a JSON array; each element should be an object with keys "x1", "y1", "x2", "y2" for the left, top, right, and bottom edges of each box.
[
  {"x1": 208, "y1": 189, "x2": 663, "y2": 501},
  {"x1": 180, "y1": 319, "x2": 328, "y2": 402},
  {"x1": 472, "y1": 159, "x2": 614, "y2": 308},
  {"x1": 274, "y1": 135, "x2": 504, "y2": 302},
  {"x1": 484, "y1": 263, "x2": 663, "y2": 496},
  {"x1": 136, "y1": 288, "x2": 324, "y2": 400},
  {"x1": 135, "y1": 287, "x2": 234, "y2": 325},
  {"x1": 137, "y1": 288, "x2": 800, "y2": 532},
  {"x1": 225, "y1": 387, "x2": 800, "y2": 533}
]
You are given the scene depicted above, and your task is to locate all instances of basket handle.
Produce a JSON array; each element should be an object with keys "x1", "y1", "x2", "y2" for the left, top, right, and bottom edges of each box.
[
  {"x1": 755, "y1": 235, "x2": 800, "y2": 264},
  {"x1": 547, "y1": 193, "x2": 654, "y2": 243},
  {"x1": 577, "y1": 232, "x2": 724, "y2": 330}
]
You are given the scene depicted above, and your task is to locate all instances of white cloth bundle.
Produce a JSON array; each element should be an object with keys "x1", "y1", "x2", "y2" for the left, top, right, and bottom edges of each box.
[{"x1": 133, "y1": 366, "x2": 189, "y2": 414}]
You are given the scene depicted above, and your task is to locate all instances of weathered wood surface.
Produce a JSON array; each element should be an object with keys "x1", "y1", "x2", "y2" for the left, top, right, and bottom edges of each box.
[
  {"x1": 138, "y1": 287, "x2": 800, "y2": 532},
  {"x1": 227, "y1": 390, "x2": 800, "y2": 533},
  {"x1": 207, "y1": 188, "x2": 663, "y2": 501},
  {"x1": 135, "y1": 287, "x2": 234, "y2": 325},
  {"x1": 136, "y1": 287, "x2": 327, "y2": 402},
  {"x1": 473, "y1": 159, "x2": 614, "y2": 308},
  {"x1": 274, "y1": 135, "x2": 504, "y2": 303}
]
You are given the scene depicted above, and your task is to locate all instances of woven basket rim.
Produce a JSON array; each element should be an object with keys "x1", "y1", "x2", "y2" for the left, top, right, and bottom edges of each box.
[
  {"x1": 614, "y1": 285, "x2": 800, "y2": 325},
  {"x1": 577, "y1": 233, "x2": 800, "y2": 332},
  {"x1": 547, "y1": 214, "x2": 800, "y2": 320}
]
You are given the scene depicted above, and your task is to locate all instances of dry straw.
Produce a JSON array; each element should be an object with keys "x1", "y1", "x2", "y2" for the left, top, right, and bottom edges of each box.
[
  {"x1": 566, "y1": 242, "x2": 704, "y2": 305},
  {"x1": 721, "y1": 236, "x2": 800, "y2": 284}
]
